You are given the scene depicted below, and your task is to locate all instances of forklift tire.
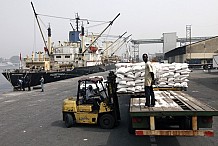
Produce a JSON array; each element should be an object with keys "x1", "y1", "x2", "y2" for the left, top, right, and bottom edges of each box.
[
  {"x1": 65, "y1": 113, "x2": 75, "y2": 128},
  {"x1": 99, "y1": 114, "x2": 115, "y2": 129}
]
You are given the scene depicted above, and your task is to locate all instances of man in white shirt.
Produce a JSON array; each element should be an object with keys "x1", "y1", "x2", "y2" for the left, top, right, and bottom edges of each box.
[
  {"x1": 18, "y1": 78, "x2": 23, "y2": 90},
  {"x1": 40, "y1": 76, "x2": 44, "y2": 92},
  {"x1": 143, "y1": 53, "x2": 155, "y2": 107},
  {"x1": 85, "y1": 85, "x2": 101, "y2": 110},
  {"x1": 86, "y1": 85, "x2": 95, "y2": 100}
]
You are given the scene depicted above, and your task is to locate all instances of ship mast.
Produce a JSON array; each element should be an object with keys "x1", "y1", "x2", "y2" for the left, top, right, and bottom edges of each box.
[
  {"x1": 75, "y1": 13, "x2": 80, "y2": 31},
  {"x1": 47, "y1": 24, "x2": 52, "y2": 55}
]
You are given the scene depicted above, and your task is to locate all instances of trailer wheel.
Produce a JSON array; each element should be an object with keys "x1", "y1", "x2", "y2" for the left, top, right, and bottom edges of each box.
[
  {"x1": 99, "y1": 114, "x2": 115, "y2": 129},
  {"x1": 64, "y1": 113, "x2": 75, "y2": 128}
]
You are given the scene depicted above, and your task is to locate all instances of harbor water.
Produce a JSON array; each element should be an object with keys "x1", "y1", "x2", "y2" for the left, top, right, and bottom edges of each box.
[{"x1": 0, "y1": 66, "x2": 15, "y2": 94}]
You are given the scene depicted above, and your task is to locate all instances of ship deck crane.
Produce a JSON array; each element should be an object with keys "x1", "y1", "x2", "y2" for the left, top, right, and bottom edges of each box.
[
  {"x1": 102, "y1": 31, "x2": 127, "y2": 54},
  {"x1": 82, "y1": 13, "x2": 121, "y2": 54},
  {"x1": 31, "y1": 2, "x2": 48, "y2": 51},
  {"x1": 111, "y1": 34, "x2": 132, "y2": 56}
]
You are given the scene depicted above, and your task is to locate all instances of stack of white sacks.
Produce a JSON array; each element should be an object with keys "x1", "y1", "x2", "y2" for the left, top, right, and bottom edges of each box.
[{"x1": 115, "y1": 62, "x2": 191, "y2": 93}]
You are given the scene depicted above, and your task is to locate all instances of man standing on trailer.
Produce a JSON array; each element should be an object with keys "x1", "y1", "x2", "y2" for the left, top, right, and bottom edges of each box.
[{"x1": 142, "y1": 53, "x2": 155, "y2": 107}]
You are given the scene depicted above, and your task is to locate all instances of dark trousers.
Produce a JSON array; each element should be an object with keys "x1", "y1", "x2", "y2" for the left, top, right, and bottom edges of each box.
[
  {"x1": 28, "y1": 84, "x2": 31, "y2": 91},
  {"x1": 145, "y1": 86, "x2": 155, "y2": 106},
  {"x1": 22, "y1": 83, "x2": 25, "y2": 91}
]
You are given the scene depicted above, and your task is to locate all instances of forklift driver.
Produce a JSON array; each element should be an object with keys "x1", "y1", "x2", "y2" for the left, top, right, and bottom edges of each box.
[
  {"x1": 86, "y1": 85, "x2": 95, "y2": 100},
  {"x1": 86, "y1": 85, "x2": 101, "y2": 110}
]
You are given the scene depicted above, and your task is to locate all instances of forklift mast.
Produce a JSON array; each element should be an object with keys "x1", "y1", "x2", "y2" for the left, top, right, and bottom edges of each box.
[{"x1": 107, "y1": 71, "x2": 121, "y2": 120}]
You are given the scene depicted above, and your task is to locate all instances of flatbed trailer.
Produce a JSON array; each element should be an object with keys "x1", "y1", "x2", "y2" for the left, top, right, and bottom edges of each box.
[
  {"x1": 118, "y1": 90, "x2": 218, "y2": 136},
  {"x1": 108, "y1": 69, "x2": 218, "y2": 136}
]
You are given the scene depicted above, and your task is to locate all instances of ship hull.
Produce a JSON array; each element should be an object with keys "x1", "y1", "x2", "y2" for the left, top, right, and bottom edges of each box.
[{"x1": 2, "y1": 64, "x2": 115, "y2": 88}]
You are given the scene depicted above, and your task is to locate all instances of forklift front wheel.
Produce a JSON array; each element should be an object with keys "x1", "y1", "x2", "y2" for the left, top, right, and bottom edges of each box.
[
  {"x1": 65, "y1": 113, "x2": 75, "y2": 128},
  {"x1": 99, "y1": 114, "x2": 115, "y2": 129}
]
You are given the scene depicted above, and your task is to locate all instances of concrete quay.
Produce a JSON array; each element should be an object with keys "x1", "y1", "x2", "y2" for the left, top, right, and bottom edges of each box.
[{"x1": 0, "y1": 70, "x2": 218, "y2": 146}]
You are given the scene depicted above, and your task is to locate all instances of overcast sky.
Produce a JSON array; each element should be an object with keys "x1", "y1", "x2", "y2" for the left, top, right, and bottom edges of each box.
[{"x1": 1, "y1": 0, "x2": 218, "y2": 58}]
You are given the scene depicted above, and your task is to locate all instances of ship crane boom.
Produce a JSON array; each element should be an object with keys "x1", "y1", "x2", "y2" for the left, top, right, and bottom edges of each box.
[
  {"x1": 103, "y1": 31, "x2": 127, "y2": 53},
  {"x1": 111, "y1": 34, "x2": 132, "y2": 56},
  {"x1": 82, "y1": 13, "x2": 120, "y2": 54},
  {"x1": 31, "y1": 2, "x2": 48, "y2": 50}
]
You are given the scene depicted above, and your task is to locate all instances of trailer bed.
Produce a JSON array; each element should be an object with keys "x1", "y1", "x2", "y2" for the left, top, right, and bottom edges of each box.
[{"x1": 130, "y1": 91, "x2": 218, "y2": 116}]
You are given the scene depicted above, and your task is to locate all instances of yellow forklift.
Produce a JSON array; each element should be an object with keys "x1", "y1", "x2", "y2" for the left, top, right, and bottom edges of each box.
[{"x1": 62, "y1": 71, "x2": 120, "y2": 129}]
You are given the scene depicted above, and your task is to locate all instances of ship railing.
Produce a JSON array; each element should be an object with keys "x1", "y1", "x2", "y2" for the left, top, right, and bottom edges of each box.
[
  {"x1": 3, "y1": 66, "x2": 75, "y2": 74},
  {"x1": 24, "y1": 58, "x2": 50, "y2": 62},
  {"x1": 3, "y1": 68, "x2": 46, "y2": 73}
]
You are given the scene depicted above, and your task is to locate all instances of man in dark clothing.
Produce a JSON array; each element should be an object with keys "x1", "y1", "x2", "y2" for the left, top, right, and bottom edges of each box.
[
  {"x1": 25, "y1": 75, "x2": 31, "y2": 91},
  {"x1": 21, "y1": 77, "x2": 25, "y2": 91}
]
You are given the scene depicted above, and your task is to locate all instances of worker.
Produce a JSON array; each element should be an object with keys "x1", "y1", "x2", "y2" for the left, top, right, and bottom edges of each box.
[
  {"x1": 142, "y1": 53, "x2": 155, "y2": 107},
  {"x1": 40, "y1": 76, "x2": 44, "y2": 92},
  {"x1": 25, "y1": 75, "x2": 31, "y2": 91},
  {"x1": 21, "y1": 77, "x2": 25, "y2": 91},
  {"x1": 86, "y1": 85, "x2": 101, "y2": 110},
  {"x1": 18, "y1": 78, "x2": 23, "y2": 91},
  {"x1": 86, "y1": 85, "x2": 95, "y2": 100}
]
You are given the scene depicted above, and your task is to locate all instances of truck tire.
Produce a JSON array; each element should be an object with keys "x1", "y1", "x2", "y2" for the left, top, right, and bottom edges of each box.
[
  {"x1": 99, "y1": 114, "x2": 115, "y2": 129},
  {"x1": 64, "y1": 113, "x2": 75, "y2": 128}
]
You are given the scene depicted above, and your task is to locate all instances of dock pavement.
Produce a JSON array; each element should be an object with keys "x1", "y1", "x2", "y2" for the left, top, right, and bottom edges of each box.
[{"x1": 0, "y1": 70, "x2": 218, "y2": 146}]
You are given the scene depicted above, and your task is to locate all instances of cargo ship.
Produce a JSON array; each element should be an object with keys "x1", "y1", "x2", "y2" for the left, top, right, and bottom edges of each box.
[{"x1": 2, "y1": 2, "x2": 121, "y2": 90}]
